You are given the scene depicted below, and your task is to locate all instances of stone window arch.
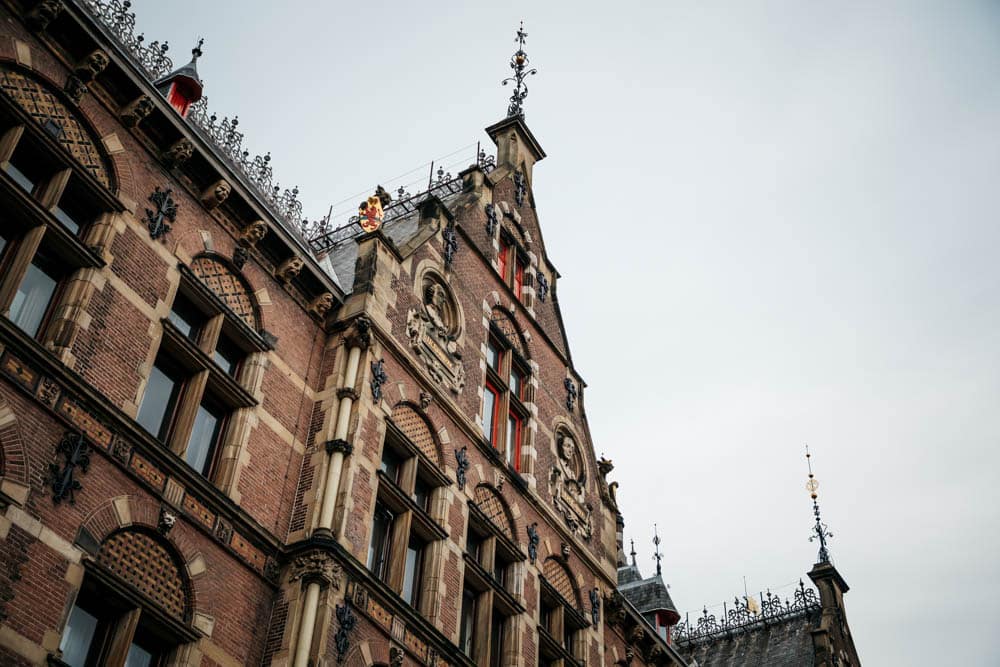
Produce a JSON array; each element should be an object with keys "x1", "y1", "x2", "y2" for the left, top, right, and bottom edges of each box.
[
  {"x1": 473, "y1": 483, "x2": 515, "y2": 540},
  {"x1": 390, "y1": 402, "x2": 441, "y2": 466},
  {"x1": 0, "y1": 63, "x2": 114, "y2": 190},
  {"x1": 96, "y1": 526, "x2": 193, "y2": 621},
  {"x1": 189, "y1": 253, "x2": 261, "y2": 331},
  {"x1": 542, "y1": 557, "x2": 581, "y2": 610}
]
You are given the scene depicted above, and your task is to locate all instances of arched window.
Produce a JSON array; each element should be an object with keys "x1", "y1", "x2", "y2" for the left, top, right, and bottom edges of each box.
[
  {"x1": 482, "y1": 308, "x2": 530, "y2": 472},
  {"x1": 540, "y1": 558, "x2": 587, "y2": 665},
  {"x1": 135, "y1": 254, "x2": 262, "y2": 480},
  {"x1": 0, "y1": 64, "x2": 117, "y2": 344},
  {"x1": 59, "y1": 528, "x2": 195, "y2": 665}
]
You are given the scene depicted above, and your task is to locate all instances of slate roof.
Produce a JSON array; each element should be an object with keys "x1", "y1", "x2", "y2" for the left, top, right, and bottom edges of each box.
[
  {"x1": 676, "y1": 608, "x2": 820, "y2": 667},
  {"x1": 617, "y1": 566, "x2": 678, "y2": 616}
]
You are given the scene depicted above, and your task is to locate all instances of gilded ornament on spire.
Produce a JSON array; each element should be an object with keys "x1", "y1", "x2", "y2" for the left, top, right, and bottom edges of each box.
[
  {"x1": 501, "y1": 21, "x2": 538, "y2": 118},
  {"x1": 806, "y1": 446, "x2": 834, "y2": 563}
]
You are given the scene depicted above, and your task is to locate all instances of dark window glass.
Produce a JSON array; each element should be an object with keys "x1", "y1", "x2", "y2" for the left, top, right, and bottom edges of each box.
[
  {"x1": 541, "y1": 604, "x2": 555, "y2": 635},
  {"x1": 9, "y1": 259, "x2": 57, "y2": 336},
  {"x1": 413, "y1": 476, "x2": 431, "y2": 511},
  {"x1": 125, "y1": 643, "x2": 154, "y2": 667},
  {"x1": 4, "y1": 142, "x2": 50, "y2": 194},
  {"x1": 401, "y1": 537, "x2": 423, "y2": 606},
  {"x1": 490, "y1": 614, "x2": 504, "y2": 667},
  {"x1": 213, "y1": 335, "x2": 243, "y2": 376},
  {"x1": 563, "y1": 625, "x2": 573, "y2": 652},
  {"x1": 367, "y1": 504, "x2": 392, "y2": 580},
  {"x1": 58, "y1": 604, "x2": 99, "y2": 667},
  {"x1": 483, "y1": 384, "x2": 499, "y2": 445},
  {"x1": 0, "y1": 233, "x2": 7, "y2": 256},
  {"x1": 168, "y1": 294, "x2": 204, "y2": 341},
  {"x1": 136, "y1": 359, "x2": 182, "y2": 440},
  {"x1": 185, "y1": 400, "x2": 224, "y2": 475},
  {"x1": 466, "y1": 531, "x2": 484, "y2": 563},
  {"x1": 51, "y1": 204, "x2": 80, "y2": 234},
  {"x1": 379, "y1": 446, "x2": 404, "y2": 484},
  {"x1": 509, "y1": 367, "x2": 523, "y2": 400},
  {"x1": 459, "y1": 588, "x2": 476, "y2": 656}
]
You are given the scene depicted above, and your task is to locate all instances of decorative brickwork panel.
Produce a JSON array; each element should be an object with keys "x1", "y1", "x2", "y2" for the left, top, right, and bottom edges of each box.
[
  {"x1": 474, "y1": 485, "x2": 513, "y2": 539},
  {"x1": 391, "y1": 404, "x2": 438, "y2": 465},
  {"x1": 190, "y1": 256, "x2": 258, "y2": 329},
  {"x1": 490, "y1": 308, "x2": 526, "y2": 358},
  {"x1": 543, "y1": 558, "x2": 579, "y2": 609},
  {"x1": 0, "y1": 67, "x2": 110, "y2": 188},
  {"x1": 97, "y1": 530, "x2": 189, "y2": 619}
]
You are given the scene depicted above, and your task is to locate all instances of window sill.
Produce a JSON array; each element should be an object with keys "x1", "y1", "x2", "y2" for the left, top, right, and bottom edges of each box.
[
  {"x1": 461, "y1": 552, "x2": 525, "y2": 617},
  {"x1": 159, "y1": 319, "x2": 257, "y2": 409},
  {"x1": 375, "y1": 470, "x2": 448, "y2": 542}
]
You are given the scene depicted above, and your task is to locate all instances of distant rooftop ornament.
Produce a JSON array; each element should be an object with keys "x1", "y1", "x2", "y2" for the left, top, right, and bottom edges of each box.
[
  {"x1": 653, "y1": 523, "x2": 663, "y2": 576},
  {"x1": 629, "y1": 538, "x2": 637, "y2": 567},
  {"x1": 501, "y1": 21, "x2": 538, "y2": 118},
  {"x1": 806, "y1": 446, "x2": 834, "y2": 563},
  {"x1": 155, "y1": 37, "x2": 204, "y2": 118}
]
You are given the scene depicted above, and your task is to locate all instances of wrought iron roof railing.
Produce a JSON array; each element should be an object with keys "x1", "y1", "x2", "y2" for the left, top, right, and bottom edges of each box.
[
  {"x1": 77, "y1": 0, "x2": 306, "y2": 233},
  {"x1": 307, "y1": 153, "x2": 496, "y2": 253},
  {"x1": 672, "y1": 580, "x2": 820, "y2": 647}
]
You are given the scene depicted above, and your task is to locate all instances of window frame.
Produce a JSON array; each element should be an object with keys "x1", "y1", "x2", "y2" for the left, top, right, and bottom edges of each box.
[
  {"x1": 537, "y1": 575, "x2": 588, "y2": 667},
  {"x1": 482, "y1": 330, "x2": 530, "y2": 473},
  {"x1": 496, "y1": 231, "x2": 528, "y2": 301}
]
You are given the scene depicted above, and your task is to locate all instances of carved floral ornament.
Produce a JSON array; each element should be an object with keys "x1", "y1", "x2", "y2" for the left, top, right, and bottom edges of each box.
[
  {"x1": 548, "y1": 430, "x2": 593, "y2": 540},
  {"x1": 288, "y1": 550, "x2": 343, "y2": 589},
  {"x1": 406, "y1": 274, "x2": 465, "y2": 395}
]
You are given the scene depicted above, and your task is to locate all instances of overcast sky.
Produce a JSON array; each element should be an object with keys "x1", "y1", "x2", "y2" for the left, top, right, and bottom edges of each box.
[{"x1": 131, "y1": 1, "x2": 1000, "y2": 663}]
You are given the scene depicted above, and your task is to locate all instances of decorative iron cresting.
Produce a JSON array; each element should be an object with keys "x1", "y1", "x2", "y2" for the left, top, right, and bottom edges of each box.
[
  {"x1": 673, "y1": 580, "x2": 820, "y2": 646},
  {"x1": 502, "y1": 22, "x2": 538, "y2": 118},
  {"x1": 78, "y1": 0, "x2": 307, "y2": 232},
  {"x1": 144, "y1": 186, "x2": 177, "y2": 240},
  {"x1": 48, "y1": 431, "x2": 90, "y2": 505},
  {"x1": 334, "y1": 600, "x2": 357, "y2": 663},
  {"x1": 443, "y1": 220, "x2": 458, "y2": 268},
  {"x1": 370, "y1": 359, "x2": 387, "y2": 402},
  {"x1": 455, "y1": 446, "x2": 470, "y2": 490},
  {"x1": 527, "y1": 522, "x2": 539, "y2": 564},
  {"x1": 564, "y1": 378, "x2": 577, "y2": 412}
]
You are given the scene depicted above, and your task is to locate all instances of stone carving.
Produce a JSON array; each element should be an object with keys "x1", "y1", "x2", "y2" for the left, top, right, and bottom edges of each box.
[
  {"x1": 238, "y1": 220, "x2": 267, "y2": 247},
  {"x1": 537, "y1": 272, "x2": 549, "y2": 302},
  {"x1": 288, "y1": 550, "x2": 342, "y2": 589},
  {"x1": 605, "y1": 590, "x2": 626, "y2": 628},
  {"x1": 120, "y1": 95, "x2": 154, "y2": 128},
  {"x1": 334, "y1": 600, "x2": 357, "y2": 663},
  {"x1": 590, "y1": 587, "x2": 601, "y2": 625},
  {"x1": 564, "y1": 378, "x2": 577, "y2": 412},
  {"x1": 389, "y1": 646, "x2": 404, "y2": 667},
  {"x1": 406, "y1": 277, "x2": 465, "y2": 394},
  {"x1": 158, "y1": 507, "x2": 176, "y2": 535},
  {"x1": 514, "y1": 170, "x2": 527, "y2": 206},
  {"x1": 214, "y1": 518, "x2": 233, "y2": 544},
  {"x1": 26, "y1": 0, "x2": 64, "y2": 32},
  {"x1": 232, "y1": 247, "x2": 249, "y2": 270},
  {"x1": 161, "y1": 138, "x2": 193, "y2": 169},
  {"x1": 63, "y1": 75, "x2": 88, "y2": 105},
  {"x1": 485, "y1": 203, "x2": 499, "y2": 237},
  {"x1": 419, "y1": 391, "x2": 432, "y2": 409},
  {"x1": 346, "y1": 315, "x2": 373, "y2": 350},
  {"x1": 76, "y1": 50, "x2": 109, "y2": 82},
  {"x1": 308, "y1": 292, "x2": 333, "y2": 319},
  {"x1": 274, "y1": 256, "x2": 304, "y2": 284},
  {"x1": 549, "y1": 432, "x2": 593, "y2": 540},
  {"x1": 201, "y1": 179, "x2": 231, "y2": 210}
]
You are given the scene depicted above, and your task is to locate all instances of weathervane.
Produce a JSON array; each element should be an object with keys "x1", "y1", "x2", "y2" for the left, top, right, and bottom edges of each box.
[
  {"x1": 806, "y1": 445, "x2": 833, "y2": 563},
  {"x1": 653, "y1": 523, "x2": 663, "y2": 576},
  {"x1": 629, "y1": 538, "x2": 637, "y2": 567},
  {"x1": 501, "y1": 21, "x2": 538, "y2": 118}
]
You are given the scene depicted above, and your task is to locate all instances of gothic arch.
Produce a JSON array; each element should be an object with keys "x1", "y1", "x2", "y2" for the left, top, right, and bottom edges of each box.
[
  {"x1": 189, "y1": 252, "x2": 262, "y2": 331},
  {"x1": 0, "y1": 61, "x2": 117, "y2": 192},
  {"x1": 490, "y1": 306, "x2": 529, "y2": 359},
  {"x1": 473, "y1": 483, "x2": 516, "y2": 540},
  {"x1": 389, "y1": 402, "x2": 441, "y2": 465},
  {"x1": 77, "y1": 495, "x2": 207, "y2": 617},
  {"x1": 0, "y1": 396, "x2": 30, "y2": 497},
  {"x1": 543, "y1": 557, "x2": 581, "y2": 609}
]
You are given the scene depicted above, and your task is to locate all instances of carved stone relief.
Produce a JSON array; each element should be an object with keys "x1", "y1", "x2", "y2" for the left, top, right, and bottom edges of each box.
[
  {"x1": 548, "y1": 431, "x2": 593, "y2": 540},
  {"x1": 406, "y1": 275, "x2": 465, "y2": 394}
]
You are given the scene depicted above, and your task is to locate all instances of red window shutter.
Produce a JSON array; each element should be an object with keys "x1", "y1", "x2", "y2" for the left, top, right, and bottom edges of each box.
[
  {"x1": 514, "y1": 261, "x2": 524, "y2": 298},
  {"x1": 498, "y1": 243, "x2": 509, "y2": 281}
]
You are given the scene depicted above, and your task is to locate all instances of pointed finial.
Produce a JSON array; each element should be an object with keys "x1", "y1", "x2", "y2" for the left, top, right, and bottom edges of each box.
[
  {"x1": 501, "y1": 21, "x2": 538, "y2": 118},
  {"x1": 192, "y1": 37, "x2": 204, "y2": 60},
  {"x1": 629, "y1": 538, "x2": 637, "y2": 567},
  {"x1": 806, "y1": 445, "x2": 834, "y2": 563},
  {"x1": 653, "y1": 523, "x2": 663, "y2": 576}
]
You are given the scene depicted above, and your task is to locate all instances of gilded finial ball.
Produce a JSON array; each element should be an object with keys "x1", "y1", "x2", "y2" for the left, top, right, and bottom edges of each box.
[{"x1": 516, "y1": 53, "x2": 526, "y2": 65}]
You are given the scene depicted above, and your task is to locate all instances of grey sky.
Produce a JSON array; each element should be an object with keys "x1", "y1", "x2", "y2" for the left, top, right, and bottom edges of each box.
[{"x1": 132, "y1": 1, "x2": 1000, "y2": 663}]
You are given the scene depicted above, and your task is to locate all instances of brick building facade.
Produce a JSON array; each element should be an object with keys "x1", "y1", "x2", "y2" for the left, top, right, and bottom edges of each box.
[{"x1": 0, "y1": 2, "x2": 859, "y2": 666}]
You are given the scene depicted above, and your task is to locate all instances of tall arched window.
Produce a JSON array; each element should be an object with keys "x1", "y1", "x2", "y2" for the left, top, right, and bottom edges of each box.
[{"x1": 482, "y1": 308, "x2": 529, "y2": 472}]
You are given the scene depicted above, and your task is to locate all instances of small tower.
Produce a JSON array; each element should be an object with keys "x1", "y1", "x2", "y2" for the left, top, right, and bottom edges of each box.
[{"x1": 155, "y1": 39, "x2": 204, "y2": 117}]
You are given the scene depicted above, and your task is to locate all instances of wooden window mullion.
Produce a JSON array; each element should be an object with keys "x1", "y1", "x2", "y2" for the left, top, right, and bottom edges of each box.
[
  {"x1": 386, "y1": 510, "x2": 413, "y2": 594},
  {"x1": 198, "y1": 313, "x2": 224, "y2": 356},
  {"x1": 473, "y1": 590, "x2": 494, "y2": 667},
  {"x1": 0, "y1": 125, "x2": 24, "y2": 164},
  {"x1": 0, "y1": 224, "x2": 45, "y2": 313},
  {"x1": 101, "y1": 606, "x2": 141, "y2": 667},
  {"x1": 167, "y1": 369, "x2": 209, "y2": 457},
  {"x1": 36, "y1": 166, "x2": 70, "y2": 210}
]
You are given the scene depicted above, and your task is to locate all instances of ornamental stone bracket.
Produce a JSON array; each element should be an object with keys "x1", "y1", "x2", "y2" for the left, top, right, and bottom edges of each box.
[
  {"x1": 288, "y1": 550, "x2": 343, "y2": 590},
  {"x1": 548, "y1": 432, "x2": 593, "y2": 540}
]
